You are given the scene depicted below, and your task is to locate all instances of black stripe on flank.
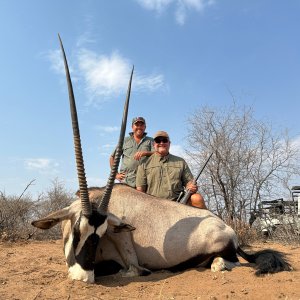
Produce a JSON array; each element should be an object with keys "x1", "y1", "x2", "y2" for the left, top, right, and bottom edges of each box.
[
  {"x1": 217, "y1": 239, "x2": 239, "y2": 263},
  {"x1": 167, "y1": 239, "x2": 239, "y2": 272},
  {"x1": 167, "y1": 253, "x2": 214, "y2": 272}
]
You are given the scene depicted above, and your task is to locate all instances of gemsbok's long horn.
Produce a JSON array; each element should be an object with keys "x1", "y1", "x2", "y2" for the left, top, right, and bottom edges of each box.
[
  {"x1": 58, "y1": 34, "x2": 92, "y2": 217},
  {"x1": 99, "y1": 66, "x2": 134, "y2": 212}
]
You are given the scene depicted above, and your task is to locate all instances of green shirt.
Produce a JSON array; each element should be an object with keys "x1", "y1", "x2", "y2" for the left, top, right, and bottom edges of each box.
[
  {"x1": 136, "y1": 153, "x2": 194, "y2": 200},
  {"x1": 112, "y1": 133, "x2": 154, "y2": 187}
]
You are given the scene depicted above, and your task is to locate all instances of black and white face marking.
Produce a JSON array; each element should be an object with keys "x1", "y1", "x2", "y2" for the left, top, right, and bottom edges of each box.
[{"x1": 64, "y1": 210, "x2": 108, "y2": 283}]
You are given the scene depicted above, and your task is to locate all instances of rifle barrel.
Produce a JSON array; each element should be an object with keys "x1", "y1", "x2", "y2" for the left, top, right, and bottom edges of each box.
[
  {"x1": 177, "y1": 152, "x2": 213, "y2": 204},
  {"x1": 194, "y1": 152, "x2": 213, "y2": 182}
]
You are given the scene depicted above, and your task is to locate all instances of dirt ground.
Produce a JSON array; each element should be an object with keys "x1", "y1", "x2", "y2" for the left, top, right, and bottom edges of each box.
[{"x1": 0, "y1": 240, "x2": 299, "y2": 300}]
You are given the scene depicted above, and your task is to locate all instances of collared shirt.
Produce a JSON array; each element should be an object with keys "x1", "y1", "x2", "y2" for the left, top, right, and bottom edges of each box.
[
  {"x1": 112, "y1": 132, "x2": 154, "y2": 187},
  {"x1": 136, "y1": 152, "x2": 193, "y2": 200}
]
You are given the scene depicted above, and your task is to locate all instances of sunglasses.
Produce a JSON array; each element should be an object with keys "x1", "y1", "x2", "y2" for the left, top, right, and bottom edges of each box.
[{"x1": 154, "y1": 137, "x2": 169, "y2": 144}]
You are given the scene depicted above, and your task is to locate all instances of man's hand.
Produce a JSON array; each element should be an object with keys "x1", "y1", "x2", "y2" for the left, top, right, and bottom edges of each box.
[
  {"x1": 116, "y1": 172, "x2": 126, "y2": 182},
  {"x1": 186, "y1": 181, "x2": 198, "y2": 193},
  {"x1": 133, "y1": 151, "x2": 145, "y2": 160},
  {"x1": 136, "y1": 186, "x2": 146, "y2": 193}
]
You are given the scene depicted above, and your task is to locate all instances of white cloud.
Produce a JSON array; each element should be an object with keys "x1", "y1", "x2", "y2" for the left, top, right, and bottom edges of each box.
[
  {"x1": 47, "y1": 45, "x2": 165, "y2": 107},
  {"x1": 47, "y1": 49, "x2": 65, "y2": 75},
  {"x1": 136, "y1": 0, "x2": 215, "y2": 25},
  {"x1": 135, "y1": 73, "x2": 165, "y2": 92},
  {"x1": 136, "y1": 0, "x2": 173, "y2": 13},
  {"x1": 46, "y1": 49, "x2": 79, "y2": 83},
  {"x1": 103, "y1": 144, "x2": 115, "y2": 149},
  {"x1": 76, "y1": 33, "x2": 96, "y2": 48},
  {"x1": 78, "y1": 49, "x2": 130, "y2": 99},
  {"x1": 24, "y1": 158, "x2": 59, "y2": 174},
  {"x1": 77, "y1": 49, "x2": 164, "y2": 104},
  {"x1": 76, "y1": 16, "x2": 97, "y2": 48},
  {"x1": 95, "y1": 125, "x2": 120, "y2": 133}
]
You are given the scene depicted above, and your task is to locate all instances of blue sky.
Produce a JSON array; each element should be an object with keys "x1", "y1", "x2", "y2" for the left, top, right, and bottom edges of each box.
[{"x1": 1, "y1": 0, "x2": 300, "y2": 197}]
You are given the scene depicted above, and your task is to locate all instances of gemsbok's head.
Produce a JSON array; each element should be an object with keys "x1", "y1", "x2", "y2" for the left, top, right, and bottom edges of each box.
[{"x1": 32, "y1": 34, "x2": 134, "y2": 283}]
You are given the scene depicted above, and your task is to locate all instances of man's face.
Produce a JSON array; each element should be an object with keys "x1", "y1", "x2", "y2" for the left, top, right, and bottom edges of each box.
[
  {"x1": 154, "y1": 137, "x2": 170, "y2": 156},
  {"x1": 132, "y1": 121, "x2": 146, "y2": 137}
]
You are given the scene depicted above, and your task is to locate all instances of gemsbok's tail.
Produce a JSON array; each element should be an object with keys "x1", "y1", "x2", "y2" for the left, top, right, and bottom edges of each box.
[{"x1": 237, "y1": 246, "x2": 292, "y2": 275}]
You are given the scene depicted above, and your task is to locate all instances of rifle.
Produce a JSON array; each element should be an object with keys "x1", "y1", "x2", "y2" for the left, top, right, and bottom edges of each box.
[{"x1": 176, "y1": 152, "x2": 213, "y2": 205}]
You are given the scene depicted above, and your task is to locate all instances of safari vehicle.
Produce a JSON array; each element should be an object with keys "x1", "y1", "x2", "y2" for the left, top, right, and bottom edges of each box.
[{"x1": 251, "y1": 186, "x2": 300, "y2": 237}]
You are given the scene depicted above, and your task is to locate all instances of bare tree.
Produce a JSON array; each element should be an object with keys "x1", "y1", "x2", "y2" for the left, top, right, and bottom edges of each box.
[
  {"x1": 0, "y1": 179, "x2": 76, "y2": 241},
  {"x1": 0, "y1": 181, "x2": 37, "y2": 241},
  {"x1": 186, "y1": 103, "x2": 300, "y2": 223},
  {"x1": 38, "y1": 178, "x2": 74, "y2": 215}
]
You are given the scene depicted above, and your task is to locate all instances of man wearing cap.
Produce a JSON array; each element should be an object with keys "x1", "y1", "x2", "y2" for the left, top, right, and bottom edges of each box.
[
  {"x1": 136, "y1": 130, "x2": 207, "y2": 209},
  {"x1": 110, "y1": 117, "x2": 154, "y2": 188}
]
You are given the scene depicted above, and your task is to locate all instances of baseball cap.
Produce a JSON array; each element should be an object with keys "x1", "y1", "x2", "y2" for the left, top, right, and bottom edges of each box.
[
  {"x1": 153, "y1": 130, "x2": 169, "y2": 140},
  {"x1": 132, "y1": 117, "x2": 146, "y2": 125}
]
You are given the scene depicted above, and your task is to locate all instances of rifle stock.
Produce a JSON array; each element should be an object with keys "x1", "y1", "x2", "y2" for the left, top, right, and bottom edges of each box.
[
  {"x1": 176, "y1": 152, "x2": 213, "y2": 205},
  {"x1": 178, "y1": 188, "x2": 193, "y2": 204}
]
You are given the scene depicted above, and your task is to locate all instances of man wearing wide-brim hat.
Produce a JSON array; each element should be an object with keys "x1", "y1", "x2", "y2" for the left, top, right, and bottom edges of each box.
[
  {"x1": 136, "y1": 130, "x2": 207, "y2": 209},
  {"x1": 110, "y1": 117, "x2": 154, "y2": 188}
]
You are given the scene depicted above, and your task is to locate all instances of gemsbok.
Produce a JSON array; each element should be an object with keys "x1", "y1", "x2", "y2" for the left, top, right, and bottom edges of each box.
[{"x1": 32, "y1": 35, "x2": 291, "y2": 283}]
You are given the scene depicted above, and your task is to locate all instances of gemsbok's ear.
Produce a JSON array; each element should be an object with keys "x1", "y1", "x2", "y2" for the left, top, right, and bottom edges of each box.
[
  {"x1": 31, "y1": 207, "x2": 71, "y2": 229},
  {"x1": 113, "y1": 223, "x2": 136, "y2": 233}
]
